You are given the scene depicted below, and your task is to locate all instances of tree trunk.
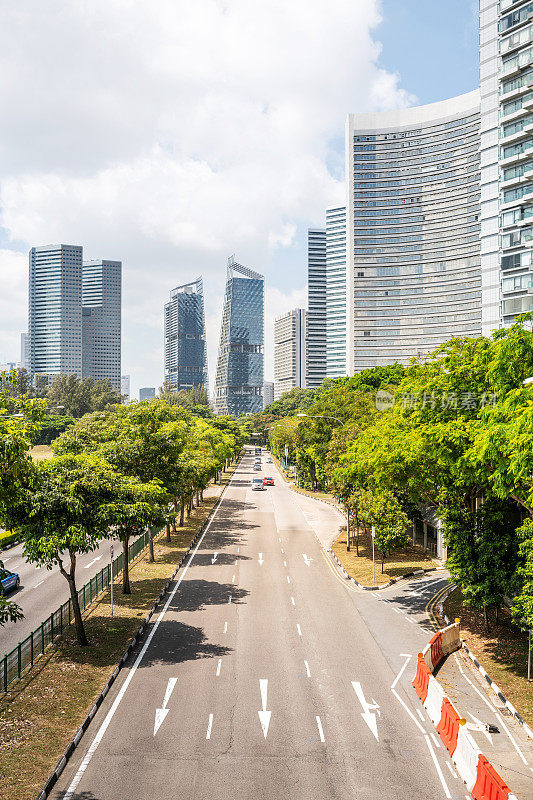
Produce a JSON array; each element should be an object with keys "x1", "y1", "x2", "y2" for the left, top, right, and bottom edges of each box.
[
  {"x1": 354, "y1": 511, "x2": 360, "y2": 557},
  {"x1": 483, "y1": 605, "x2": 490, "y2": 633},
  {"x1": 495, "y1": 605, "x2": 499, "y2": 625},
  {"x1": 61, "y1": 551, "x2": 88, "y2": 646},
  {"x1": 187, "y1": 497, "x2": 192, "y2": 518},
  {"x1": 381, "y1": 552, "x2": 385, "y2": 573},
  {"x1": 196, "y1": 489, "x2": 200, "y2": 506},
  {"x1": 166, "y1": 522, "x2": 171, "y2": 543},
  {"x1": 180, "y1": 497, "x2": 185, "y2": 526},
  {"x1": 172, "y1": 501, "x2": 178, "y2": 531},
  {"x1": 122, "y1": 536, "x2": 131, "y2": 594},
  {"x1": 200, "y1": 488, "x2": 204, "y2": 502},
  {"x1": 148, "y1": 530, "x2": 155, "y2": 563}
]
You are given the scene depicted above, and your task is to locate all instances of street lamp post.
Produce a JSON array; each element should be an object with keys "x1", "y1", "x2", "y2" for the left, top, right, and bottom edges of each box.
[{"x1": 371, "y1": 525, "x2": 376, "y2": 585}]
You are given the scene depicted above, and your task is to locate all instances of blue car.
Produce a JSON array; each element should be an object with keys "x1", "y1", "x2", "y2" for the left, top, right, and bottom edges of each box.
[{"x1": 0, "y1": 567, "x2": 20, "y2": 595}]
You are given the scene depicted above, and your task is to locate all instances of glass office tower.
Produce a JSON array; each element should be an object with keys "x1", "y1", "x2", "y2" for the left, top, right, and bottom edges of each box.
[
  {"x1": 29, "y1": 244, "x2": 83, "y2": 386},
  {"x1": 214, "y1": 257, "x2": 264, "y2": 416},
  {"x1": 82, "y1": 259, "x2": 122, "y2": 393},
  {"x1": 164, "y1": 277, "x2": 207, "y2": 392},
  {"x1": 306, "y1": 228, "x2": 327, "y2": 388},
  {"x1": 325, "y1": 206, "x2": 347, "y2": 378},
  {"x1": 345, "y1": 91, "x2": 482, "y2": 372}
]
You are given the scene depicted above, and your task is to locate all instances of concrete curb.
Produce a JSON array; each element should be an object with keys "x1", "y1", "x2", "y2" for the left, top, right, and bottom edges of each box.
[
  {"x1": 437, "y1": 585, "x2": 533, "y2": 741},
  {"x1": 33, "y1": 471, "x2": 234, "y2": 800},
  {"x1": 329, "y1": 548, "x2": 437, "y2": 591}
]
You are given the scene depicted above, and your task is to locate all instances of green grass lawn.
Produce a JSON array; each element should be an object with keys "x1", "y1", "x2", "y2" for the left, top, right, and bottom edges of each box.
[{"x1": 332, "y1": 528, "x2": 438, "y2": 587}]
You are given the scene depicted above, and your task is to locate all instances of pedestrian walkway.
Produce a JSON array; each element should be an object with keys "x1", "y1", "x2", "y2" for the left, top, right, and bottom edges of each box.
[{"x1": 435, "y1": 646, "x2": 533, "y2": 798}]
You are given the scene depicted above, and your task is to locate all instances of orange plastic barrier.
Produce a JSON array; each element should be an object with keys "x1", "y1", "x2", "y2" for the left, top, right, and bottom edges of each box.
[
  {"x1": 472, "y1": 754, "x2": 511, "y2": 800},
  {"x1": 430, "y1": 631, "x2": 443, "y2": 669},
  {"x1": 412, "y1": 654, "x2": 431, "y2": 702},
  {"x1": 436, "y1": 697, "x2": 461, "y2": 755}
]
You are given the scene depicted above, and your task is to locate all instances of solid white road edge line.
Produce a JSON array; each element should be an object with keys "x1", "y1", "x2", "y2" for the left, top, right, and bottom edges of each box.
[
  {"x1": 430, "y1": 732, "x2": 441, "y2": 749},
  {"x1": 62, "y1": 466, "x2": 239, "y2": 800},
  {"x1": 316, "y1": 716, "x2": 325, "y2": 742},
  {"x1": 206, "y1": 713, "x2": 213, "y2": 739},
  {"x1": 424, "y1": 733, "x2": 451, "y2": 799}
]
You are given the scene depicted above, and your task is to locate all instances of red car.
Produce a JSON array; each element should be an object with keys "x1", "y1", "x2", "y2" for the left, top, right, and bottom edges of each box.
[{"x1": 263, "y1": 476, "x2": 274, "y2": 486}]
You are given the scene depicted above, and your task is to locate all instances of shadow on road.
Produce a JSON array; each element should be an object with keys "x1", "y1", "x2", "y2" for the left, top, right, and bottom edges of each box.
[
  {"x1": 139, "y1": 619, "x2": 232, "y2": 667},
  {"x1": 192, "y1": 552, "x2": 252, "y2": 567},
  {"x1": 169, "y1": 579, "x2": 249, "y2": 613}
]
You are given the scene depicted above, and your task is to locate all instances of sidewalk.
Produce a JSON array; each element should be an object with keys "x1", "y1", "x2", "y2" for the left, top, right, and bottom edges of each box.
[{"x1": 434, "y1": 646, "x2": 533, "y2": 797}]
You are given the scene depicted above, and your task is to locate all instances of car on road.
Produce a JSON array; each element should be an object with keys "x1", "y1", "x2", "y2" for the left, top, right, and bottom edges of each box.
[
  {"x1": 0, "y1": 567, "x2": 20, "y2": 595},
  {"x1": 263, "y1": 477, "x2": 274, "y2": 486},
  {"x1": 252, "y1": 478, "x2": 265, "y2": 490},
  {"x1": 266, "y1": 457, "x2": 272, "y2": 463},
  {"x1": 253, "y1": 463, "x2": 261, "y2": 471}
]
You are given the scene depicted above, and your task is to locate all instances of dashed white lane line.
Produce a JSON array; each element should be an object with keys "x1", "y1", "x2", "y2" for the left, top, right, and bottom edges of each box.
[
  {"x1": 223, "y1": 621, "x2": 228, "y2": 634},
  {"x1": 278, "y1": 538, "x2": 281, "y2": 543},
  {"x1": 237, "y1": 547, "x2": 240, "y2": 554},
  {"x1": 281, "y1": 548, "x2": 284, "y2": 554},
  {"x1": 232, "y1": 574, "x2": 235, "y2": 583},
  {"x1": 316, "y1": 716, "x2": 325, "y2": 742},
  {"x1": 283, "y1": 560, "x2": 287, "y2": 567},
  {"x1": 445, "y1": 761, "x2": 458, "y2": 778},
  {"x1": 287, "y1": 576, "x2": 291, "y2": 584},
  {"x1": 234, "y1": 560, "x2": 237, "y2": 566},
  {"x1": 34, "y1": 580, "x2": 45, "y2": 589},
  {"x1": 291, "y1": 596, "x2": 295, "y2": 606},
  {"x1": 216, "y1": 659, "x2": 222, "y2": 677},
  {"x1": 424, "y1": 734, "x2": 451, "y2": 798},
  {"x1": 206, "y1": 714, "x2": 213, "y2": 739},
  {"x1": 304, "y1": 660, "x2": 311, "y2": 677},
  {"x1": 430, "y1": 732, "x2": 441, "y2": 749},
  {"x1": 228, "y1": 594, "x2": 232, "y2": 604},
  {"x1": 392, "y1": 607, "x2": 401, "y2": 614},
  {"x1": 296, "y1": 623, "x2": 302, "y2": 636}
]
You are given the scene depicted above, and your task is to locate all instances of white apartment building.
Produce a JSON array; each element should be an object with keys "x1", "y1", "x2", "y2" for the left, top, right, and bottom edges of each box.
[{"x1": 274, "y1": 308, "x2": 307, "y2": 401}]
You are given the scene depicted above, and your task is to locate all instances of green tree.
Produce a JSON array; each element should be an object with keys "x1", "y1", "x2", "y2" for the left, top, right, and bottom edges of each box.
[
  {"x1": 444, "y1": 498, "x2": 520, "y2": 631},
  {"x1": 0, "y1": 561, "x2": 23, "y2": 624},
  {"x1": 47, "y1": 375, "x2": 121, "y2": 418},
  {"x1": 513, "y1": 518, "x2": 533, "y2": 632},
  {"x1": 357, "y1": 489, "x2": 410, "y2": 572}
]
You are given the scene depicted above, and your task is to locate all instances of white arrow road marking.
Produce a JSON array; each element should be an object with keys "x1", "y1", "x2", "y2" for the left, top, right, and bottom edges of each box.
[
  {"x1": 467, "y1": 713, "x2": 493, "y2": 744},
  {"x1": 258, "y1": 553, "x2": 264, "y2": 566},
  {"x1": 302, "y1": 553, "x2": 312, "y2": 566},
  {"x1": 206, "y1": 713, "x2": 213, "y2": 739},
  {"x1": 211, "y1": 552, "x2": 218, "y2": 564},
  {"x1": 258, "y1": 679, "x2": 272, "y2": 738},
  {"x1": 316, "y1": 716, "x2": 325, "y2": 742},
  {"x1": 154, "y1": 677, "x2": 177, "y2": 735},
  {"x1": 84, "y1": 555, "x2": 103, "y2": 569},
  {"x1": 351, "y1": 681, "x2": 380, "y2": 741}
]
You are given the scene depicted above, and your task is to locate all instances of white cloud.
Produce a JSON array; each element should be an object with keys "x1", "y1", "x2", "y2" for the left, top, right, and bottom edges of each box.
[{"x1": 0, "y1": 0, "x2": 414, "y2": 397}]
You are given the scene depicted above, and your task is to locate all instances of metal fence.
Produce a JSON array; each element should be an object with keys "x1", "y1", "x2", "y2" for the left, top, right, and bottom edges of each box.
[{"x1": 1, "y1": 530, "x2": 151, "y2": 692}]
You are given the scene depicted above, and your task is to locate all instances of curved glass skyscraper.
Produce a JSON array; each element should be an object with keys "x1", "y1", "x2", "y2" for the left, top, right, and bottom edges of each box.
[
  {"x1": 164, "y1": 277, "x2": 207, "y2": 393},
  {"x1": 345, "y1": 91, "x2": 482, "y2": 372},
  {"x1": 214, "y1": 257, "x2": 264, "y2": 416}
]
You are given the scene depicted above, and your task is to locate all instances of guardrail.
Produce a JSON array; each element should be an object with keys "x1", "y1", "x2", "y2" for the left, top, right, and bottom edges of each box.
[{"x1": 1, "y1": 531, "x2": 150, "y2": 692}]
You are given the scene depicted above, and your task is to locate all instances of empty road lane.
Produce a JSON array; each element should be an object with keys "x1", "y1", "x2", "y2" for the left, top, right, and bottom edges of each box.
[{"x1": 52, "y1": 450, "x2": 467, "y2": 800}]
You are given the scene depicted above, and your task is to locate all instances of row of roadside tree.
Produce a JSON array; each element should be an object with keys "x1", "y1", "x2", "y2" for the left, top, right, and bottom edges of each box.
[
  {"x1": 0, "y1": 380, "x2": 247, "y2": 645},
  {"x1": 254, "y1": 316, "x2": 533, "y2": 633}
]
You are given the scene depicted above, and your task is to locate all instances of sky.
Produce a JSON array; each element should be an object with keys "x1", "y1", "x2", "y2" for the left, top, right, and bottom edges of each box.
[{"x1": 0, "y1": 0, "x2": 479, "y2": 398}]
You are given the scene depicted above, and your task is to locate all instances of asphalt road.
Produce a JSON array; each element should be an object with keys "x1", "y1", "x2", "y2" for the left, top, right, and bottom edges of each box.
[
  {"x1": 0, "y1": 537, "x2": 116, "y2": 655},
  {"x1": 52, "y1": 448, "x2": 470, "y2": 800}
]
